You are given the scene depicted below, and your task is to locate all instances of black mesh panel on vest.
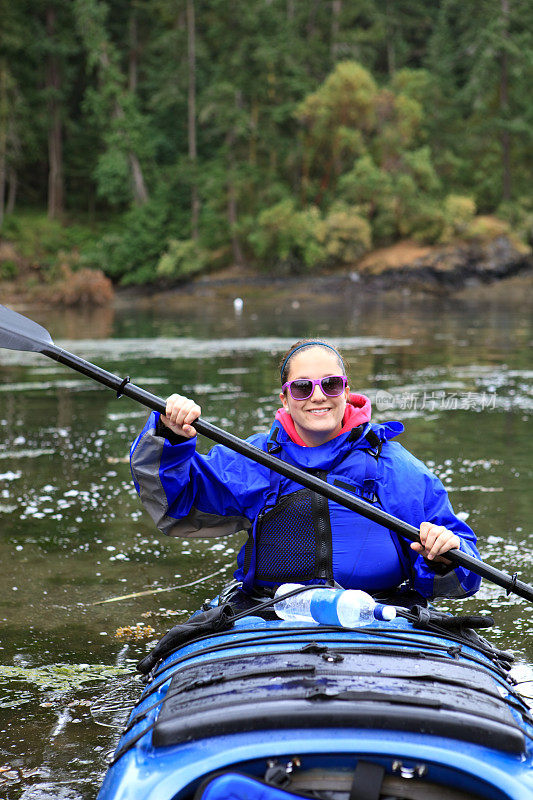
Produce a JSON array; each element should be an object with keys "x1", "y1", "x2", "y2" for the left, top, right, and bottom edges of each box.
[{"x1": 255, "y1": 489, "x2": 318, "y2": 583}]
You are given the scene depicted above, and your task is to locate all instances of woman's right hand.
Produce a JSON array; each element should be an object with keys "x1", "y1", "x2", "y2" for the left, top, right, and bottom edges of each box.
[{"x1": 160, "y1": 394, "x2": 201, "y2": 438}]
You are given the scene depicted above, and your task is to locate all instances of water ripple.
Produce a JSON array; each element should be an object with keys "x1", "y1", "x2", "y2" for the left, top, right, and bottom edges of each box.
[{"x1": 0, "y1": 334, "x2": 412, "y2": 366}]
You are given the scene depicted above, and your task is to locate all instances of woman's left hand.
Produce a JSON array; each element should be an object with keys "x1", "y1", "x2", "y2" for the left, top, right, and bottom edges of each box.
[{"x1": 410, "y1": 522, "x2": 460, "y2": 564}]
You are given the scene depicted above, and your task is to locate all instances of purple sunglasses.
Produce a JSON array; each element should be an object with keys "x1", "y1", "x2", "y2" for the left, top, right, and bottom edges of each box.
[{"x1": 282, "y1": 375, "x2": 348, "y2": 400}]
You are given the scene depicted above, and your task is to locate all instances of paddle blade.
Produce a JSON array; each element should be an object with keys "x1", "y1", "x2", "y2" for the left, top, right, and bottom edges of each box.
[{"x1": 0, "y1": 304, "x2": 54, "y2": 353}]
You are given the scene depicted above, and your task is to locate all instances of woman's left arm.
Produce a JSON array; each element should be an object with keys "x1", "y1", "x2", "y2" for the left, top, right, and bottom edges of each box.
[
  {"x1": 380, "y1": 442, "x2": 482, "y2": 599},
  {"x1": 412, "y1": 469, "x2": 482, "y2": 598}
]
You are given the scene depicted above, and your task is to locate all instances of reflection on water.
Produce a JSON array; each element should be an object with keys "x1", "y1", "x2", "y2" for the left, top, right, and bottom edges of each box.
[{"x1": 0, "y1": 276, "x2": 532, "y2": 798}]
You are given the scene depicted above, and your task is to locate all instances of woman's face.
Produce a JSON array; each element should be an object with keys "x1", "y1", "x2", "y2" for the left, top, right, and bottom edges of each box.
[{"x1": 280, "y1": 347, "x2": 349, "y2": 447}]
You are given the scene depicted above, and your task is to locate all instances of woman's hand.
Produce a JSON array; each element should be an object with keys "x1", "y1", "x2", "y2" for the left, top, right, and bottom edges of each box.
[
  {"x1": 160, "y1": 394, "x2": 201, "y2": 439},
  {"x1": 410, "y1": 522, "x2": 460, "y2": 565}
]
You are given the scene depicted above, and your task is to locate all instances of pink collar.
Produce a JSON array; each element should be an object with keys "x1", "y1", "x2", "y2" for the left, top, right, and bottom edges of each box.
[{"x1": 275, "y1": 393, "x2": 371, "y2": 447}]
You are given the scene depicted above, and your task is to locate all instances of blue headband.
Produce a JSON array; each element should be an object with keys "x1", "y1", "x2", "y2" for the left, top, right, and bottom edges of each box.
[{"x1": 280, "y1": 341, "x2": 344, "y2": 382}]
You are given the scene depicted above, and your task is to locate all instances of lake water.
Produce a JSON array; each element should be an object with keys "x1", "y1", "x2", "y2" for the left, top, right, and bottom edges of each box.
[{"x1": 0, "y1": 276, "x2": 532, "y2": 798}]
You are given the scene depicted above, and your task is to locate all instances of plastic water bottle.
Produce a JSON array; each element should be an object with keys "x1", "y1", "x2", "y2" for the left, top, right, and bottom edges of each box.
[{"x1": 274, "y1": 583, "x2": 396, "y2": 628}]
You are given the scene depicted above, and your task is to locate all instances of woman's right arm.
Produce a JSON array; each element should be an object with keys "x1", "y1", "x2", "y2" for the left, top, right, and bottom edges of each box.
[{"x1": 130, "y1": 404, "x2": 270, "y2": 540}]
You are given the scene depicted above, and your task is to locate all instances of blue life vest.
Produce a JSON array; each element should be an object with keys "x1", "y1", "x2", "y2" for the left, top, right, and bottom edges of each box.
[{"x1": 238, "y1": 431, "x2": 409, "y2": 593}]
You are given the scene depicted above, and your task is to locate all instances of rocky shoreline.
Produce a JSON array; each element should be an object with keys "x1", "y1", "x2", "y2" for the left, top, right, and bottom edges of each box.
[
  {"x1": 352, "y1": 235, "x2": 533, "y2": 292},
  {"x1": 2, "y1": 234, "x2": 532, "y2": 308},
  {"x1": 147, "y1": 234, "x2": 533, "y2": 302}
]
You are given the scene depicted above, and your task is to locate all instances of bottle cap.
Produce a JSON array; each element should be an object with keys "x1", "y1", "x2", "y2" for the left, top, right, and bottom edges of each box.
[{"x1": 374, "y1": 603, "x2": 397, "y2": 621}]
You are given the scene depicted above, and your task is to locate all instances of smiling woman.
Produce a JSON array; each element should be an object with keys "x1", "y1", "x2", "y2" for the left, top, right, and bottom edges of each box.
[
  {"x1": 279, "y1": 340, "x2": 350, "y2": 446},
  {"x1": 130, "y1": 338, "x2": 483, "y2": 612}
]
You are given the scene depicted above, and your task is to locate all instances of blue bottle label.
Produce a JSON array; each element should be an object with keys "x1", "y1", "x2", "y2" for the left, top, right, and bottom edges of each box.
[{"x1": 309, "y1": 590, "x2": 341, "y2": 626}]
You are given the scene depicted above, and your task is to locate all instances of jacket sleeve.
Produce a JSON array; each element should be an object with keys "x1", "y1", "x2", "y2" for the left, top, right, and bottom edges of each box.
[
  {"x1": 380, "y1": 443, "x2": 482, "y2": 599},
  {"x1": 130, "y1": 412, "x2": 271, "y2": 538},
  {"x1": 413, "y1": 469, "x2": 482, "y2": 599}
]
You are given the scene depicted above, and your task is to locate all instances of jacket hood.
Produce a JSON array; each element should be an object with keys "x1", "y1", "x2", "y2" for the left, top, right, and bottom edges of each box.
[{"x1": 275, "y1": 392, "x2": 371, "y2": 447}]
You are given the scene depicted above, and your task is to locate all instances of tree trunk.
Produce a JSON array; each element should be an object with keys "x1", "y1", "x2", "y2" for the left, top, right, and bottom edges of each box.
[
  {"x1": 128, "y1": 153, "x2": 149, "y2": 206},
  {"x1": 385, "y1": 0, "x2": 396, "y2": 76},
  {"x1": 331, "y1": 0, "x2": 342, "y2": 64},
  {"x1": 7, "y1": 166, "x2": 17, "y2": 214},
  {"x1": 287, "y1": 0, "x2": 295, "y2": 21},
  {"x1": 125, "y1": 7, "x2": 149, "y2": 206},
  {"x1": 227, "y1": 176, "x2": 243, "y2": 266},
  {"x1": 249, "y1": 100, "x2": 258, "y2": 166},
  {"x1": 128, "y1": 9, "x2": 138, "y2": 92},
  {"x1": 306, "y1": 0, "x2": 320, "y2": 39},
  {"x1": 0, "y1": 157, "x2": 5, "y2": 229},
  {"x1": 0, "y1": 64, "x2": 6, "y2": 228},
  {"x1": 187, "y1": 0, "x2": 199, "y2": 240},
  {"x1": 500, "y1": 0, "x2": 511, "y2": 201},
  {"x1": 46, "y1": 5, "x2": 64, "y2": 219},
  {"x1": 99, "y1": 37, "x2": 149, "y2": 206},
  {"x1": 226, "y1": 122, "x2": 243, "y2": 266}
]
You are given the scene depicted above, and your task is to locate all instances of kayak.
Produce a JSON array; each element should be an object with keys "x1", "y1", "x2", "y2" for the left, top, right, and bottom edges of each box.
[{"x1": 97, "y1": 602, "x2": 533, "y2": 800}]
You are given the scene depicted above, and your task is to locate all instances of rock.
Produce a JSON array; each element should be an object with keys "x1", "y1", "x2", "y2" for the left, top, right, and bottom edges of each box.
[{"x1": 356, "y1": 235, "x2": 532, "y2": 291}]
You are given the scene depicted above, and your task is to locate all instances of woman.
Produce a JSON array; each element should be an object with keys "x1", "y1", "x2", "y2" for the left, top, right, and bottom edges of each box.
[{"x1": 130, "y1": 339, "x2": 481, "y2": 609}]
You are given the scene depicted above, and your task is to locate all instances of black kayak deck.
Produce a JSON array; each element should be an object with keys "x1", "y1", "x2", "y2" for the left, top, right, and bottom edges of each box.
[{"x1": 153, "y1": 645, "x2": 525, "y2": 754}]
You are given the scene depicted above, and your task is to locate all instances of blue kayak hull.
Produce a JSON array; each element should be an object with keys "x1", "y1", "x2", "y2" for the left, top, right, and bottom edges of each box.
[{"x1": 98, "y1": 615, "x2": 533, "y2": 800}]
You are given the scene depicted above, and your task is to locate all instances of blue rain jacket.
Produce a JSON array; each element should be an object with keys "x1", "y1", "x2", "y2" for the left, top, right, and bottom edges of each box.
[{"x1": 130, "y1": 412, "x2": 482, "y2": 599}]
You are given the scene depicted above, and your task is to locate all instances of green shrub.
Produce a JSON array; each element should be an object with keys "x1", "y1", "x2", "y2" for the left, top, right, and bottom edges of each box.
[
  {"x1": 94, "y1": 149, "x2": 132, "y2": 207},
  {"x1": 440, "y1": 195, "x2": 477, "y2": 242},
  {"x1": 338, "y1": 155, "x2": 392, "y2": 207},
  {"x1": 496, "y1": 199, "x2": 533, "y2": 246},
  {"x1": 394, "y1": 175, "x2": 445, "y2": 242},
  {"x1": 407, "y1": 204, "x2": 446, "y2": 243},
  {"x1": 248, "y1": 199, "x2": 327, "y2": 273},
  {"x1": 465, "y1": 215, "x2": 510, "y2": 241},
  {"x1": 338, "y1": 151, "x2": 444, "y2": 245},
  {"x1": 337, "y1": 156, "x2": 397, "y2": 244},
  {"x1": 321, "y1": 205, "x2": 372, "y2": 264},
  {"x1": 88, "y1": 194, "x2": 190, "y2": 285},
  {"x1": 2, "y1": 212, "x2": 103, "y2": 264},
  {"x1": 401, "y1": 147, "x2": 441, "y2": 195},
  {"x1": 157, "y1": 239, "x2": 209, "y2": 280},
  {"x1": 0, "y1": 259, "x2": 18, "y2": 279}
]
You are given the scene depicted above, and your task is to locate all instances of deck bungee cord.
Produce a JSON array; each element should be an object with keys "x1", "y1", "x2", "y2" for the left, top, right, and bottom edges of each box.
[
  {"x1": 142, "y1": 585, "x2": 509, "y2": 681},
  {"x1": 142, "y1": 629, "x2": 518, "y2": 707},
  {"x1": 116, "y1": 586, "x2": 528, "y2": 758},
  {"x1": 125, "y1": 635, "x2": 531, "y2": 745}
]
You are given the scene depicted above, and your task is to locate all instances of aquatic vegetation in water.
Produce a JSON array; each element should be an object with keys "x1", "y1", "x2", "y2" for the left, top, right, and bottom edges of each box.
[
  {"x1": 0, "y1": 662, "x2": 132, "y2": 704},
  {"x1": 115, "y1": 623, "x2": 156, "y2": 640}
]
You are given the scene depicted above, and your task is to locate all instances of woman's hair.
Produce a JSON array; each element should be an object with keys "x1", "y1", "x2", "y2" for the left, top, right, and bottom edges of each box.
[{"x1": 279, "y1": 339, "x2": 347, "y2": 386}]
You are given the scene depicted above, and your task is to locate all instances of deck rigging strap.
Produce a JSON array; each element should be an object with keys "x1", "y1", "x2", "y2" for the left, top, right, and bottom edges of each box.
[{"x1": 349, "y1": 761, "x2": 385, "y2": 800}]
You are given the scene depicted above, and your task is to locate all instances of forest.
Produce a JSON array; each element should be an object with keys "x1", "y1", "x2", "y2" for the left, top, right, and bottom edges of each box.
[{"x1": 1, "y1": 0, "x2": 532, "y2": 290}]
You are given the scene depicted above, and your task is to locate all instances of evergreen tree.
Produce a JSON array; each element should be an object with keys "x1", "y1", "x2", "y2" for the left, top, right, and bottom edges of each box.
[
  {"x1": 1, "y1": 0, "x2": 532, "y2": 279},
  {"x1": 428, "y1": 0, "x2": 533, "y2": 207},
  {"x1": 74, "y1": 0, "x2": 152, "y2": 206}
]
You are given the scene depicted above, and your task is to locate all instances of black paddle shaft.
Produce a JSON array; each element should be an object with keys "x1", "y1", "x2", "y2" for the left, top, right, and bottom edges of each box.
[
  {"x1": 38, "y1": 340, "x2": 533, "y2": 604},
  {"x1": 0, "y1": 303, "x2": 530, "y2": 602}
]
